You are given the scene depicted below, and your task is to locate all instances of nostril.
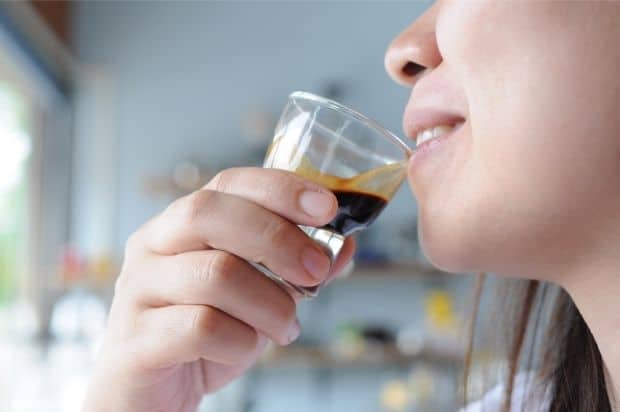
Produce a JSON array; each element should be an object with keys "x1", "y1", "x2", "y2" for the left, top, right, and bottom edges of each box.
[{"x1": 402, "y1": 61, "x2": 425, "y2": 77}]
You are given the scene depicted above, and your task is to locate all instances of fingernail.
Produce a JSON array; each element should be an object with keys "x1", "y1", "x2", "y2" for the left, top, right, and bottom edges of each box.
[
  {"x1": 302, "y1": 247, "x2": 331, "y2": 281},
  {"x1": 287, "y1": 319, "x2": 301, "y2": 343},
  {"x1": 299, "y1": 190, "x2": 333, "y2": 218}
]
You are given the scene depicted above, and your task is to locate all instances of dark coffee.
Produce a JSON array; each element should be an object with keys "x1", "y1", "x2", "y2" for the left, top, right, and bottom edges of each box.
[
  {"x1": 324, "y1": 190, "x2": 388, "y2": 236},
  {"x1": 265, "y1": 137, "x2": 406, "y2": 236}
]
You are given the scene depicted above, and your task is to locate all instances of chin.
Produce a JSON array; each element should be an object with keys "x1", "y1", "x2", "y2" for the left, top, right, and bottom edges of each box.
[
  {"x1": 417, "y1": 204, "x2": 545, "y2": 280},
  {"x1": 418, "y1": 224, "x2": 474, "y2": 274},
  {"x1": 416, "y1": 204, "x2": 488, "y2": 275}
]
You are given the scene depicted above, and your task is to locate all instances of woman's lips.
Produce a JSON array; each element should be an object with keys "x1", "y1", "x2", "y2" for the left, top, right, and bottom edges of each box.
[
  {"x1": 406, "y1": 118, "x2": 467, "y2": 175},
  {"x1": 401, "y1": 68, "x2": 469, "y2": 182},
  {"x1": 410, "y1": 120, "x2": 465, "y2": 154},
  {"x1": 403, "y1": 107, "x2": 466, "y2": 143},
  {"x1": 413, "y1": 122, "x2": 464, "y2": 147},
  {"x1": 402, "y1": 108, "x2": 466, "y2": 167}
]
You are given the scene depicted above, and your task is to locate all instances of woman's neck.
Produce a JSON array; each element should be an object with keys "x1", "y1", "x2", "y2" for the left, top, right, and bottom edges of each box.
[{"x1": 561, "y1": 251, "x2": 620, "y2": 409}]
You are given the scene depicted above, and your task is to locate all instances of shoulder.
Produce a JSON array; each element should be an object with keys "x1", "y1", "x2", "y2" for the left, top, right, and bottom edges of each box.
[{"x1": 459, "y1": 371, "x2": 552, "y2": 412}]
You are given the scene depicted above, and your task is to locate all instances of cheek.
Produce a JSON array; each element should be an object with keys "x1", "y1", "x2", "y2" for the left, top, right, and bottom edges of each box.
[
  {"x1": 416, "y1": 111, "x2": 620, "y2": 276},
  {"x1": 416, "y1": 2, "x2": 620, "y2": 276}
]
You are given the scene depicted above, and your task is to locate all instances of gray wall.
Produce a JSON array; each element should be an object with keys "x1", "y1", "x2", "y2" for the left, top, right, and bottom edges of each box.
[{"x1": 73, "y1": 1, "x2": 431, "y2": 253}]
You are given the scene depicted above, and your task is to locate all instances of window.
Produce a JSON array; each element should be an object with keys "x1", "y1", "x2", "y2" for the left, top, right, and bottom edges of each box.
[{"x1": 0, "y1": 82, "x2": 31, "y2": 305}]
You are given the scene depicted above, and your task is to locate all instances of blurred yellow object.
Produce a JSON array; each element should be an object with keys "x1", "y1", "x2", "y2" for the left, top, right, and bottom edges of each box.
[
  {"x1": 88, "y1": 254, "x2": 115, "y2": 285},
  {"x1": 380, "y1": 379, "x2": 409, "y2": 412},
  {"x1": 424, "y1": 289, "x2": 457, "y2": 331}
]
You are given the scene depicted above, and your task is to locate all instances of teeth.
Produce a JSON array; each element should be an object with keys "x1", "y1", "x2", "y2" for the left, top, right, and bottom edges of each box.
[{"x1": 415, "y1": 125, "x2": 455, "y2": 146}]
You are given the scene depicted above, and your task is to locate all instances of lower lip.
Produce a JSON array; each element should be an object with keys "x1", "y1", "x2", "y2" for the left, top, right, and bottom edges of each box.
[{"x1": 408, "y1": 123, "x2": 465, "y2": 171}]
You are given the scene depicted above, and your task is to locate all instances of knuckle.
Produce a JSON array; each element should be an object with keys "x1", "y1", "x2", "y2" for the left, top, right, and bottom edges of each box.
[
  {"x1": 261, "y1": 217, "x2": 291, "y2": 249},
  {"x1": 113, "y1": 272, "x2": 127, "y2": 295},
  {"x1": 177, "y1": 190, "x2": 217, "y2": 226},
  {"x1": 113, "y1": 263, "x2": 145, "y2": 306},
  {"x1": 185, "y1": 255, "x2": 211, "y2": 285},
  {"x1": 114, "y1": 257, "x2": 139, "y2": 297},
  {"x1": 188, "y1": 306, "x2": 220, "y2": 339},
  {"x1": 211, "y1": 168, "x2": 239, "y2": 193},
  {"x1": 206, "y1": 251, "x2": 237, "y2": 283},
  {"x1": 124, "y1": 231, "x2": 142, "y2": 254}
]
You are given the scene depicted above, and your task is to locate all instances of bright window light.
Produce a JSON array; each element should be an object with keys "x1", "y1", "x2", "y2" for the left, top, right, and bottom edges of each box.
[{"x1": 0, "y1": 85, "x2": 30, "y2": 194}]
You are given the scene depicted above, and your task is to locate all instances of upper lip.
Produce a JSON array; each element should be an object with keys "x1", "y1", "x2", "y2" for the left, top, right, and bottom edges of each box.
[{"x1": 402, "y1": 69, "x2": 467, "y2": 140}]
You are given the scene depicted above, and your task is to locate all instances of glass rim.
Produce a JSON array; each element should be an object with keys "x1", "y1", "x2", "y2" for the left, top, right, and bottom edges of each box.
[{"x1": 289, "y1": 91, "x2": 413, "y2": 157}]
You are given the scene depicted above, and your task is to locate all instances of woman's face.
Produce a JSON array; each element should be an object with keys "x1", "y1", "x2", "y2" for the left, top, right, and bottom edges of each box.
[{"x1": 385, "y1": 1, "x2": 620, "y2": 280}]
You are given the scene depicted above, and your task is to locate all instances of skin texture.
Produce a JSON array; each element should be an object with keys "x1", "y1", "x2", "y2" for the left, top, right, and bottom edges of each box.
[
  {"x1": 385, "y1": 0, "x2": 620, "y2": 407},
  {"x1": 86, "y1": 2, "x2": 620, "y2": 410}
]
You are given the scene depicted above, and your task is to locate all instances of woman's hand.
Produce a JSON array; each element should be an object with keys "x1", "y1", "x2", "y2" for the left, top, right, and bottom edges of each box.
[{"x1": 82, "y1": 167, "x2": 355, "y2": 412}]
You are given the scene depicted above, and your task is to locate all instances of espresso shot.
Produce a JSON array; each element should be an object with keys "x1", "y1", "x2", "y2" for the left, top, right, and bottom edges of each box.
[
  {"x1": 324, "y1": 190, "x2": 387, "y2": 236},
  {"x1": 271, "y1": 152, "x2": 405, "y2": 237}
]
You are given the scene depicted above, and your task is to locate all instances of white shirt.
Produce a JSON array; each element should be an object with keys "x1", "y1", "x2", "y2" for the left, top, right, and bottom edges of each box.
[{"x1": 460, "y1": 372, "x2": 552, "y2": 412}]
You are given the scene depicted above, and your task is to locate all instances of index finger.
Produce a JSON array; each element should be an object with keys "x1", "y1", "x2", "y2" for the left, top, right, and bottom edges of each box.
[{"x1": 205, "y1": 167, "x2": 338, "y2": 228}]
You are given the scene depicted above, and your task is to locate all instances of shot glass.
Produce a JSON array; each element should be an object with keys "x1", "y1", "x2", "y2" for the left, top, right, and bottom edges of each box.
[{"x1": 251, "y1": 91, "x2": 412, "y2": 298}]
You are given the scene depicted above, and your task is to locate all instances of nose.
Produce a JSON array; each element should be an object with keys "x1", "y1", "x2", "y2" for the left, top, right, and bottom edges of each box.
[{"x1": 384, "y1": 3, "x2": 442, "y2": 87}]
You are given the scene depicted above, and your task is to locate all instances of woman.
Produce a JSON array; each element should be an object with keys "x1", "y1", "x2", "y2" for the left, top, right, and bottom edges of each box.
[{"x1": 83, "y1": 2, "x2": 620, "y2": 411}]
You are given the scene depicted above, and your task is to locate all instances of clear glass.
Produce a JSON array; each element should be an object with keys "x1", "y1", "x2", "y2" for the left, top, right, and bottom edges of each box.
[{"x1": 251, "y1": 91, "x2": 412, "y2": 298}]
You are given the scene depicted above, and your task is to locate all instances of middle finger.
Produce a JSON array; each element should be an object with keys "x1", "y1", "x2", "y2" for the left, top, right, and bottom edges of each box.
[{"x1": 134, "y1": 250, "x2": 300, "y2": 346}]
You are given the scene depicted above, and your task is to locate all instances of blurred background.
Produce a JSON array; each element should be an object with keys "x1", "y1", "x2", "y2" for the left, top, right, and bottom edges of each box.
[{"x1": 0, "y1": 1, "x2": 485, "y2": 411}]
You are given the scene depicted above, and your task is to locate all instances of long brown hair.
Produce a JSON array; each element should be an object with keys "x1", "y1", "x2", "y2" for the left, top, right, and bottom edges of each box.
[{"x1": 464, "y1": 274, "x2": 612, "y2": 411}]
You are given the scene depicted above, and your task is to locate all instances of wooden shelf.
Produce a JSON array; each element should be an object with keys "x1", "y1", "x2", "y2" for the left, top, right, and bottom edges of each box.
[
  {"x1": 355, "y1": 261, "x2": 442, "y2": 273},
  {"x1": 256, "y1": 344, "x2": 462, "y2": 370},
  {"x1": 336, "y1": 261, "x2": 453, "y2": 281}
]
